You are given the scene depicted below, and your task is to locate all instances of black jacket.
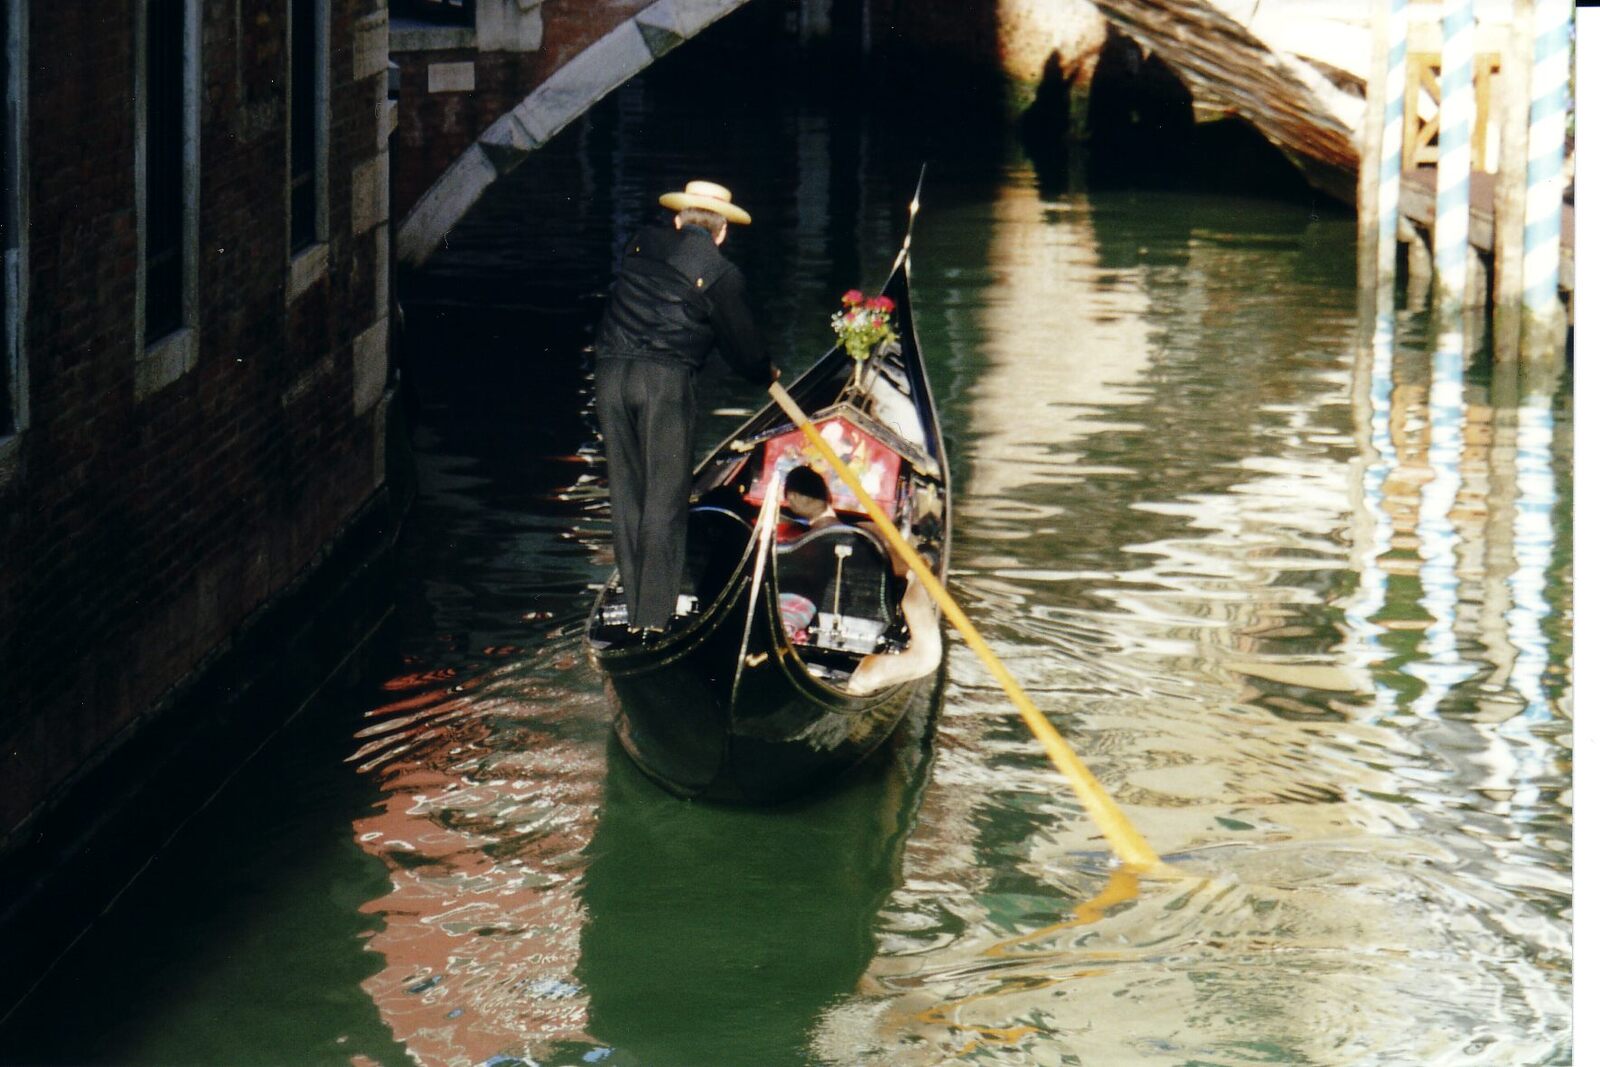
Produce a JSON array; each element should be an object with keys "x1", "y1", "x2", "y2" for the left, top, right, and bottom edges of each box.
[{"x1": 594, "y1": 224, "x2": 772, "y2": 383}]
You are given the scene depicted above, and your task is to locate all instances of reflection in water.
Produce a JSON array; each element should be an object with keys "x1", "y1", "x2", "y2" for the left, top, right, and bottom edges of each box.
[
  {"x1": 351, "y1": 632, "x2": 610, "y2": 1065},
  {"x1": 1408, "y1": 325, "x2": 1473, "y2": 717},
  {"x1": 0, "y1": 19, "x2": 1572, "y2": 1064},
  {"x1": 349, "y1": 635, "x2": 939, "y2": 1067},
  {"x1": 578, "y1": 712, "x2": 937, "y2": 1066},
  {"x1": 1347, "y1": 313, "x2": 1399, "y2": 719},
  {"x1": 956, "y1": 182, "x2": 1156, "y2": 503},
  {"x1": 805, "y1": 174, "x2": 1571, "y2": 1063},
  {"x1": 1502, "y1": 375, "x2": 1559, "y2": 822},
  {"x1": 1509, "y1": 387, "x2": 1556, "y2": 724}
]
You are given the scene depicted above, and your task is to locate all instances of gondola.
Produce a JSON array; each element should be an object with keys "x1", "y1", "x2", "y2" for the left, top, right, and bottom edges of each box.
[{"x1": 585, "y1": 191, "x2": 950, "y2": 804}]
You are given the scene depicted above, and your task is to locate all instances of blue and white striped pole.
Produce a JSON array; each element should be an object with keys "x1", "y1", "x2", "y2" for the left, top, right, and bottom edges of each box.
[
  {"x1": 1433, "y1": 0, "x2": 1476, "y2": 307},
  {"x1": 1376, "y1": 0, "x2": 1409, "y2": 293},
  {"x1": 1522, "y1": 0, "x2": 1571, "y2": 326}
]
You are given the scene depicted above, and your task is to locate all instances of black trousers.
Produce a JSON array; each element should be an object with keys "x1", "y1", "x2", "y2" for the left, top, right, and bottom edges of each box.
[{"x1": 595, "y1": 358, "x2": 697, "y2": 629}]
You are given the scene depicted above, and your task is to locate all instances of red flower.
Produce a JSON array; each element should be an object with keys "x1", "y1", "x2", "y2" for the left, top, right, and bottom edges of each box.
[{"x1": 831, "y1": 284, "x2": 900, "y2": 364}]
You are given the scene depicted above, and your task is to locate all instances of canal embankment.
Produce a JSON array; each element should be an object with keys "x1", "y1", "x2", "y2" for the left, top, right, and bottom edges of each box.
[
  {"x1": 1, "y1": 0, "x2": 406, "y2": 1015},
  {"x1": 0, "y1": 468, "x2": 410, "y2": 1017}
]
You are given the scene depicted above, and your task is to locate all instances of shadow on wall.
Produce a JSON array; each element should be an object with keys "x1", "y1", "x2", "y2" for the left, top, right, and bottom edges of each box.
[{"x1": 1021, "y1": 28, "x2": 1192, "y2": 172}]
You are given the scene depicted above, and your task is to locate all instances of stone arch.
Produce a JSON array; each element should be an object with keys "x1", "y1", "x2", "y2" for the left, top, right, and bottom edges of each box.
[{"x1": 396, "y1": 0, "x2": 753, "y2": 267}]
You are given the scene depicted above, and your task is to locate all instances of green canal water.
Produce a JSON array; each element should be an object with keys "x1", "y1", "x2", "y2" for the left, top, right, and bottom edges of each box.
[{"x1": 0, "y1": 21, "x2": 1573, "y2": 1067}]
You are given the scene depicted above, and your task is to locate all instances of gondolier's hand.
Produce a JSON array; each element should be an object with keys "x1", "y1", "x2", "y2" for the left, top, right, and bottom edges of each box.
[{"x1": 769, "y1": 364, "x2": 782, "y2": 382}]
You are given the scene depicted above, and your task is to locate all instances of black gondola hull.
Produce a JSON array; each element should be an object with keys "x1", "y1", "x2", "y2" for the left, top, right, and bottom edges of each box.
[
  {"x1": 601, "y1": 577, "x2": 939, "y2": 803},
  {"x1": 588, "y1": 215, "x2": 951, "y2": 805}
]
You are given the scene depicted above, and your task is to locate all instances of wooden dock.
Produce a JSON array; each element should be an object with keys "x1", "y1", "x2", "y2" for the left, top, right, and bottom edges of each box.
[
  {"x1": 1089, "y1": 0, "x2": 1575, "y2": 305},
  {"x1": 1399, "y1": 168, "x2": 1575, "y2": 294}
]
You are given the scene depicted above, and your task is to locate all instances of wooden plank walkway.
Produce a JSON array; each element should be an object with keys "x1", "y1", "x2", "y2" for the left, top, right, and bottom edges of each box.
[{"x1": 1399, "y1": 168, "x2": 1576, "y2": 294}]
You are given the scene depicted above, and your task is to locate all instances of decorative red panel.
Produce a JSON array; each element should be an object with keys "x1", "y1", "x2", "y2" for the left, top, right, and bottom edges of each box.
[{"x1": 745, "y1": 416, "x2": 902, "y2": 516}]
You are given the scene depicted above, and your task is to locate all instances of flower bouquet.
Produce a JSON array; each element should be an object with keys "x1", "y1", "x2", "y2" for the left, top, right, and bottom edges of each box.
[{"x1": 831, "y1": 289, "x2": 897, "y2": 389}]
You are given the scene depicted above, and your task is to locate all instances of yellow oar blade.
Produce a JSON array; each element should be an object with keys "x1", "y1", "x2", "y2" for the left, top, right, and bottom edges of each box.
[{"x1": 768, "y1": 381, "x2": 1168, "y2": 874}]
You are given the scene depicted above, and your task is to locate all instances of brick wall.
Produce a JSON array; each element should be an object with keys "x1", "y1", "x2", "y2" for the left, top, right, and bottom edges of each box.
[
  {"x1": 389, "y1": 1, "x2": 656, "y2": 222},
  {"x1": 391, "y1": 47, "x2": 531, "y2": 220},
  {"x1": 0, "y1": 0, "x2": 392, "y2": 842}
]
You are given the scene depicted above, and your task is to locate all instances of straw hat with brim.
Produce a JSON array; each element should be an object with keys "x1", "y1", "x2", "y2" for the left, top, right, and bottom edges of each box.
[{"x1": 659, "y1": 180, "x2": 752, "y2": 226}]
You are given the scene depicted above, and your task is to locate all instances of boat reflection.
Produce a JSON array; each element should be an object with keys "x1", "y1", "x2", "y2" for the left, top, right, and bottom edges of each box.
[
  {"x1": 350, "y1": 631, "x2": 942, "y2": 1067},
  {"x1": 576, "y1": 684, "x2": 941, "y2": 1066}
]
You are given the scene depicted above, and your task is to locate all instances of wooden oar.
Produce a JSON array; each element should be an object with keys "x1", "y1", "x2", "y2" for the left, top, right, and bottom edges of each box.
[
  {"x1": 769, "y1": 381, "x2": 1170, "y2": 874},
  {"x1": 729, "y1": 475, "x2": 782, "y2": 704}
]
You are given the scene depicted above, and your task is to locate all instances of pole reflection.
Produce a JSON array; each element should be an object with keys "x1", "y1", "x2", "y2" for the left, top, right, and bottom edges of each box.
[
  {"x1": 1347, "y1": 311, "x2": 1400, "y2": 719},
  {"x1": 1343, "y1": 301, "x2": 1568, "y2": 834},
  {"x1": 1407, "y1": 322, "x2": 1475, "y2": 717},
  {"x1": 1508, "y1": 382, "x2": 1556, "y2": 722},
  {"x1": 1500, "y1": 364, "x2": 1560, "y2": 818},
  {"x1": 1478, "y1": 362, "x2": 1523, "y2": 697}
]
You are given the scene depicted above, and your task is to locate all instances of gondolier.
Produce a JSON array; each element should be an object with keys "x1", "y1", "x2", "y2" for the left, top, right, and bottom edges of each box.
[{"x1": 594, "y1": 180, "x2": 779, "y2": 634}]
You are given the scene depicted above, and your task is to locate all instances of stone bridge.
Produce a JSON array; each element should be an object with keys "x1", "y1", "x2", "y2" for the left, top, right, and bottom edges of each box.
[
  {"x1": 391, "y1": 0, "x2": 764, "y2": 267},
  {"x1": 1089, "y1": 0, "x2": 1369, "y2": 198},
  {"x1": 387, "y1": 0, "x2": 1375, "y2": 271},
  {"x1": 390, "y1": 0, "x2": 1569, "y2": 292}
]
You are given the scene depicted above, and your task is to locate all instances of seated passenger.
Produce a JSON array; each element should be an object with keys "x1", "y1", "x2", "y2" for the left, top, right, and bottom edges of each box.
[
  {"x1": 774, "y1": 466, "x2": 832, "y2": 638},
  {"x1": 776, "y1": 464, "x2": 841, "y2": 543},
  {"x1": 776, "y1": 464, "x2": 898, "y2": 646}
]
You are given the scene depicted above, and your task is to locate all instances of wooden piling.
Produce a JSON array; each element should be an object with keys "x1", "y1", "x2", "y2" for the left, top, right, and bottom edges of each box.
[
  {"x1": 1381, "y1": 0, "x2": 1411, "y2": 299},
  {"x1": 1433, "y1": 0, "x2": 1477, "y2": 308},
  {"x1": 1359, "y1": 0, "x2": 1389, "y2": 293},
  {"x1": 1400, "y1": 217, "x2": 1434, "y2": 310},
  {"x1": 1362, "y1": 0, "x2": 1410, "y2": 300},
  {"x1": 1493, "y1": 0, "x2": 1533, "y2": 360},
  {"x1": 1467, "y1": 246, "x2": 1489, "y2": 307},
  {"x1": 1521, "y1": 0, "x2": 1571, "y2": 356}
]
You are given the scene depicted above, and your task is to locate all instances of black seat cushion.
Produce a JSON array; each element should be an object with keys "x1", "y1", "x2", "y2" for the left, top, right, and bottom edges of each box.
[
  {"x1": 682, "y1": 506, "x2": 752, "y2": 603},
  {"x1": 773, "y1": 524, "x2": 893, "y2": 626}
]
